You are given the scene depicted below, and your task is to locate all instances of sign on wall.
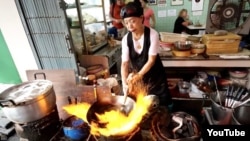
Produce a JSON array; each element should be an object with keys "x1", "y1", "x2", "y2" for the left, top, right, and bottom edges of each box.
[
  {"x1": 192, "y1": 0, "x2": 204, "y2": 11},
  {"x1": 171, "y1": 0, "x2": 184, "y2": 6}
]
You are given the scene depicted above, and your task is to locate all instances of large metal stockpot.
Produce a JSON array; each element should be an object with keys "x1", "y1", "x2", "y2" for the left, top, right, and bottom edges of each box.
[{"x1": 0, "y1": 80, "x2": 56, "y2": 123}]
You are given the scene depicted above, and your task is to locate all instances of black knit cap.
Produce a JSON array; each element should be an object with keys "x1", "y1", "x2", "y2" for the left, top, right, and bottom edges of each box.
[{"x1": 120, "y1": 2, "x2": 143, "y2": 19}]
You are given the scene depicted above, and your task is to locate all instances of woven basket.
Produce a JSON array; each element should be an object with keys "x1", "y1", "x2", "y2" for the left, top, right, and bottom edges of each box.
[
  {"x1": 202, "y1": 33, "x2": 241, "y2": 54},
  {"x1": 160, "y1": 32, "x2": 188, "y2": 43}
]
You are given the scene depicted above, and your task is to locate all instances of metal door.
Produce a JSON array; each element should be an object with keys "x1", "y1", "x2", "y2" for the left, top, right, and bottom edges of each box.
[{"x1": 15, "y1": 0, "x2": 79, "y2": 73}]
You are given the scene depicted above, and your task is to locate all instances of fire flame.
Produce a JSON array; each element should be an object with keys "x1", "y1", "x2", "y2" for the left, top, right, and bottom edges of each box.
[{"x1": 63, "y1": 88, "x2": 152, "y2": 137}]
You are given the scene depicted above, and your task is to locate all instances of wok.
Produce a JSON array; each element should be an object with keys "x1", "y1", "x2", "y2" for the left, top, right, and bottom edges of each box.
[{"x1": 86, "y1": 95, "x2": 135, "y2": 127}]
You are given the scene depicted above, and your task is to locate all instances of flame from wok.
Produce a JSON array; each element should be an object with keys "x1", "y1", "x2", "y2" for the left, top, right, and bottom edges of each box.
[{"x1": 63, "y1": 88, "x2": 152, "y2": 137}]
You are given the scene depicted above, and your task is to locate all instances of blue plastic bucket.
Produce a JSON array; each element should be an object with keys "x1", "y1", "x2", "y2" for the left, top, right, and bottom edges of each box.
[{"x1": 63, "y1": 116, "x2": 89, "y2": 141}]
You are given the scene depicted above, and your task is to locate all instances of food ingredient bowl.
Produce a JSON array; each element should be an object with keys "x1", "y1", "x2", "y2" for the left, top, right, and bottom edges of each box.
[
  {"x1": 191, "y1": 43, "x2": 205, "y2": 54},
  {"x1": 229, "y1": 69, "x2": 249, "y2": 79},
  {"x1": 178, "y1": 81, "x2": 191, "y2": 94},
  {"x1": 159, "y1": 41, "x2": 174, "y2": 48},
  {"x1": 174, "y1": 41, "x2": 192, "y2": 51},
  {"x1": 172, "y1": 50, "x2": 191, "y2": 57},
  {"x1": 187, "y1": 35, "x2": 201, "y2": 43}
]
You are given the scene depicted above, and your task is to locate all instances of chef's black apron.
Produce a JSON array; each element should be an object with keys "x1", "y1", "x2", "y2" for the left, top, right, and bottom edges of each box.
[{"x1": 127, "y1": 26, "x2": 172, "y2": 106}]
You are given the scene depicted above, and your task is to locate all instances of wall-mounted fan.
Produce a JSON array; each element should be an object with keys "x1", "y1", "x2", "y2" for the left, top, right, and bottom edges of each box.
[{"x1": 206, "y1": 0, "x2": 250, "y2": 34}]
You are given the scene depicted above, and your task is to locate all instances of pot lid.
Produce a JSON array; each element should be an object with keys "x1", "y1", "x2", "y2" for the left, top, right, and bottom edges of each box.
[{"x1": 0, "y1": 80, "x2": 53, "y2": 104}]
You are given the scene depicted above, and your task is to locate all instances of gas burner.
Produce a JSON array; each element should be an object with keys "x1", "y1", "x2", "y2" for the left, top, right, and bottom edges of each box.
[
  {"x1": 95, "y1": 127, "x2": 142, "y2": 141},
  {"x1": 151, "y1": 109, "x2": 201, "y2": 141},
  {"x1": 14, "y1": 106, "x2": 61, "y2": 141}
]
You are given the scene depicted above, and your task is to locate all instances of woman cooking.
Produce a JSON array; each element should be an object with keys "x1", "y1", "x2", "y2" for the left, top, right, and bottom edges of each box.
[
  {"x1": 120, "y1": 2, "x2": 172, "y2": 107},
  {"x1": 173, "y1": 9, "x2": 192, "y2": 34}
]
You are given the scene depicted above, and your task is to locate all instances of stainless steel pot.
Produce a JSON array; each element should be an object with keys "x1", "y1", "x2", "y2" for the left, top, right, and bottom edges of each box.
[
  {"x1": 0, "y1": 79, "x2": 56, "y2": 123},
  {"x1": 232, "y1": 101, "x2": 250, "y2": 125}
]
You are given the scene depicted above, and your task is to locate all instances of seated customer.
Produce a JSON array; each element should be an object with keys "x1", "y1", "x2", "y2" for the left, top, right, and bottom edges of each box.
[{"x1": 173, "y1": 9, "x2": 192, "y2": 34}]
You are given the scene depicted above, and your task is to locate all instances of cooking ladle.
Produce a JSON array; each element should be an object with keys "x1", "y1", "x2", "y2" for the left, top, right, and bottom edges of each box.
[{"x1": 120, "y1": 86, "x2": 128, "y2": 114}]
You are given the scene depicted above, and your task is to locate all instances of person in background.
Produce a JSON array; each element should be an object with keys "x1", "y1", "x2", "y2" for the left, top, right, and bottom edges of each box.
[
  {"x1": 173, "y1": 9, "x2": 192, "y2": 34},
  {"x1": 140, "y1": 0, "x2": 156, "y2": 28},
  {"x1": 109, "y1": 0, "x2": 126, "y2": 38},
  {"x1": 120, "y1": 2, "x2": 172, "y2": 107}
]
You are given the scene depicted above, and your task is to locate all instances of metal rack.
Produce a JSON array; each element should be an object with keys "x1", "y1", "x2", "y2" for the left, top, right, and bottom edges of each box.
[{"x1": 63, "y1": 0, "x2": 108, "y2": 55}]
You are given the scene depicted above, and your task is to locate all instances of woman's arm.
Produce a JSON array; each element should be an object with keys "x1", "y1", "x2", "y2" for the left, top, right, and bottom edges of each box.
[
  {"x1": 109, "y1": 13, "x2": 122, "y2": 23},
  {"x1": 109, "y1": 4, "x2": 122, "y2": 23},
  {"x1": 121, "y1": 61, "x2": 129, "y2": 85},
  {"x1": 182, "y1": 21, "x2": 190, "y2": 27},
  {"x1": 121, "y1": 36, "x2": 130, "y2": 85}
]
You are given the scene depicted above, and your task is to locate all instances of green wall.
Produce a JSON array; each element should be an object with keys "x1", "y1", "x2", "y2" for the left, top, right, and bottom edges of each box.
[
  {"x1": 0, "y1": 29, "x2": 21, "y2": 84},
  {"x1": 150, "y1": 0, "x2": 209, "y2": 32}
]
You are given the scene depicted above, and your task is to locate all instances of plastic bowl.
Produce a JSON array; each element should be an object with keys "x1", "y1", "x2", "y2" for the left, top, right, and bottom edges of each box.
[{"x1": 191, "y1": 43, "x2": 205, "y2": 54}]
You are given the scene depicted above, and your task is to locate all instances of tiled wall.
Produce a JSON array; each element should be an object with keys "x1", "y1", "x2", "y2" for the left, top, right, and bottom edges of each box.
[{"x1": 149, "y1": 0, "x2": 209, "y2": 32}]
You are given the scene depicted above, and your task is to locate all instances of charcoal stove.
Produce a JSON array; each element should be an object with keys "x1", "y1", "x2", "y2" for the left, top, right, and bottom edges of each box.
[
  {"x1": 150, "y1": 108, "x2": 201, "y2": 141},
  {"x1": 14, "y1": 106, "x2": 61, "y2": 141}
]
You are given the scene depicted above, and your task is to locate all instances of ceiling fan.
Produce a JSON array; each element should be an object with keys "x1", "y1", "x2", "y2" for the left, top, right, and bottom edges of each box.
[{"x1": 206, "y1": 0, "x2": 250, "y2": 34}]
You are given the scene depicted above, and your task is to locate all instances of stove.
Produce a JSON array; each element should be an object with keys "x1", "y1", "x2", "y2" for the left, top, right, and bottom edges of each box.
[
  {"x1": 49, "y1": 107, "x2": 201, "y2": 141},
  {"x1": 151, "y1": 108, "x2": 201, "y2": 141},
  {"x1": 14, "y1": 106, "x2": 61, "y2": 141}
]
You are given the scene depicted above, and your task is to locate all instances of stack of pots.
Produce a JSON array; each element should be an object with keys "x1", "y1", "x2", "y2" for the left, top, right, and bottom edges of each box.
[{"x1": 0, "y1": 80, "x2": 56, "y2": 123}]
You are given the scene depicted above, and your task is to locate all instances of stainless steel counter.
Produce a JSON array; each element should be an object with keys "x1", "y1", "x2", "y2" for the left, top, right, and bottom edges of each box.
[
  {"x1": 94, "y1": 45, "x2": 121, "y2": 68},
  {"x1": 160, "y1": 52, "x2": 250, "y2": 68}
]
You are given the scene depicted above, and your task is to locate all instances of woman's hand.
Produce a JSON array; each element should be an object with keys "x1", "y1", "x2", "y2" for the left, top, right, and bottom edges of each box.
[{"x1": 127, "y1": 73, "x2": 142, "y2": 84}]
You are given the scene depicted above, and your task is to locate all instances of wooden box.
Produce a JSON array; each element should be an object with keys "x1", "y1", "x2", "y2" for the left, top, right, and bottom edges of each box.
[{"x1": 202, "y1": 33, "x2": 241, "y2": 54}]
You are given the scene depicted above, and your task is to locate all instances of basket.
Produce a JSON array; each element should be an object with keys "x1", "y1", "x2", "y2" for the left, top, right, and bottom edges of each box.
[
  {"x1": 160, "y1": 32, "x2": 188, "y2": 43},
  {"x1": 202, "y1": 33, "x2": 241, "y2": 54}
]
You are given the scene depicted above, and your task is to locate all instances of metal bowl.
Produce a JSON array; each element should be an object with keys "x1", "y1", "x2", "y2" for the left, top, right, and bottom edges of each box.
[
  {"x1": 174, "y1": 41, "x2": 192, "y2": 51},
  {"x1": 178, "y1": 81, "x2": 191, "y2": 94}
]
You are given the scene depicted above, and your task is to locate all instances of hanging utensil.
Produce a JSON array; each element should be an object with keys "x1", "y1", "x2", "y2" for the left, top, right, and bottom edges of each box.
[
  {"x1": 230, "y1": 86, "x2": 244, "y2": 108},
  {"x1": 213, "y1": 76, "x2": 222, "y2": 106},
  {"x1": 225, "y1": 85, "x2": 230, "y2": 107},
  {"x1": 228, "y1": 85, "x2": 235, "y2": 107},
  {"x1": 234, "y1": 98, "x2": 250, "y2": 108},
  {"x1": 229, "y1": 86, "x2": 241, "y2": 107}
]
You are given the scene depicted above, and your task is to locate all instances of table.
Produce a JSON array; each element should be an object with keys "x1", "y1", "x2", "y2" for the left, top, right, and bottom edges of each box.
[
  {"x1": 187, "y1": 25, "x2": 206, "y2": 35},
  {"x1": 187, "y1": 25, "x2": 206, "y2": 30}
]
